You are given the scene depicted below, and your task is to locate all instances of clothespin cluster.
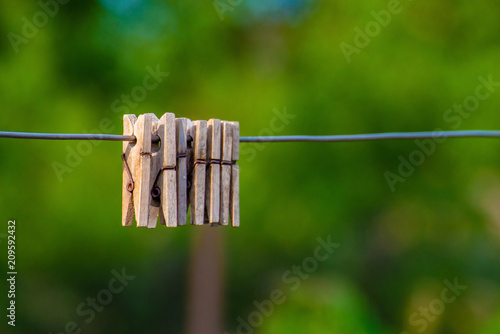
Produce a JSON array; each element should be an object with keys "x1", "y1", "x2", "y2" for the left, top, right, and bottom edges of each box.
[{"x1": 122, "y1": 113, "x2": 240, "y2": 228}]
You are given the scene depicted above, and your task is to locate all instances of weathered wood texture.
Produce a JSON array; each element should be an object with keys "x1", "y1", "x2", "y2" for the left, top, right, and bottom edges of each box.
[
  {"x1": 176, "y1": 118, "x2": 188, "y2": 226},
  {"x1": 230, "y1": 121, "x2": 240, "y2": 228},
  {"x1": 220, "y1": 121, "x2": 233, "y2": 226},
  {"x1": 133, "y1": 114, "x2": 154, "y2": 227},
  {"x1": 149, "y1": 114, "x2": 161, "y2": 228},
  {"x1": 206, "y1": 119, "x2": 221, "y2": 224},
  {"x1": 159, "y1": 113, "x2": 178, "y2": 227},
  {"x1": 122, "y1": 114, "x2": 137, "y2": 226},
  {"x1": 189, "y1": 120, "x2": 208, "y2": 226}
]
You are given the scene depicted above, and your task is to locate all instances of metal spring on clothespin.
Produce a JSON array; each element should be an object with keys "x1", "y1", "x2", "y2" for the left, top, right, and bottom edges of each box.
[{"x1": 122, "y1": 113, "x2": 240, "y2": 229}]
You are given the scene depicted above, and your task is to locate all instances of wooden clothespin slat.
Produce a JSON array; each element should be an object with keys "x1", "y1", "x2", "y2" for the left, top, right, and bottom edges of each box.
[
  {"x1": 189, "y1": 120, "x2": 208, "y2": 226},
  {"x1": 206, "y1": 119, "x2": 221, "y2": 224},
  {"x1": 220, "y1": 121, "x2": 233, "y2": 226},
  {"x1": 148, "y1": 114, "x2": 162, "y2": 228},
  {"x1": 122, "y1": 114, "x2": 137, "y2": 226},
  {"x1": 230, "y1": 121, "x2": 240, "y2": 228},
  {"x1": 134, "y1": 114, "x2": 155, "y2": 227},
  {"x1": 176, "y1": 118, "x2": 188, "y2": 226},
  {"x1": 157, "y1": 113, "x2": 178, "y2": 227}
]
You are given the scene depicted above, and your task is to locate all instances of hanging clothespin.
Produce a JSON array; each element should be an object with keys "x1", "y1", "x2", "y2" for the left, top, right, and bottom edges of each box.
[
  {"x1": 122, "y1": 114, "x2": 156, "y2": 227},
  {"x1": 206, "y1": 119, "x2": 221, "y2": 225},
  {"x1": 230, "y1": 122, "x2": 240, "y2": 227},
  {"x1": 220, "y1": 121, "x2": 233, "y2": 226},
  {"x1": 188, "y1": 120, "x2": 208, "y2": 226},
  {"x1": 151, "y1": 113, "x2": 178, "y2": 227}
]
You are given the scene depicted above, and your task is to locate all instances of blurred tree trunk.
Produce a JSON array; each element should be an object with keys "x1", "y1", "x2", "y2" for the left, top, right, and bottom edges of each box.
[{"x1": 186, "y1": 228, "x2": 225, "y2": 334}]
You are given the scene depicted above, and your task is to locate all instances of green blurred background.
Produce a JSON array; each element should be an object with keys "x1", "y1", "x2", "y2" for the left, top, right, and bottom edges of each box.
[{"x1": 1, "y1": 0, "x2": 500, "y2": 333}]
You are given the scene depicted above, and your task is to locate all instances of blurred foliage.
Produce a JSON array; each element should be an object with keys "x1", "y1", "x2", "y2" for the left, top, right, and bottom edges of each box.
[{"x1": 1, "y1": 0, "x2": 500, "y2": 333}]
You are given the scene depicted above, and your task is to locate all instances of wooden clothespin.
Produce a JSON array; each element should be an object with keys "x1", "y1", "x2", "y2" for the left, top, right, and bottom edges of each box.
[
  {"x1": 122, "y1": 113, "x2": 157, "y2": 227},
  {"x1": 206, "y1": 119, "x2": 221, "y2": 225},
  {"x1": 230, "y1": 122, "x2": 240, "y2": 227},
  {"x1": 152, "y1": 113, "x2": 178, "y2": 227},
  {"x1": 188, "y1": 120, "x2": 208, "y2": 226},
  {"x1": 220, "y1": 121, "x2": 233, "y2": 226}
]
